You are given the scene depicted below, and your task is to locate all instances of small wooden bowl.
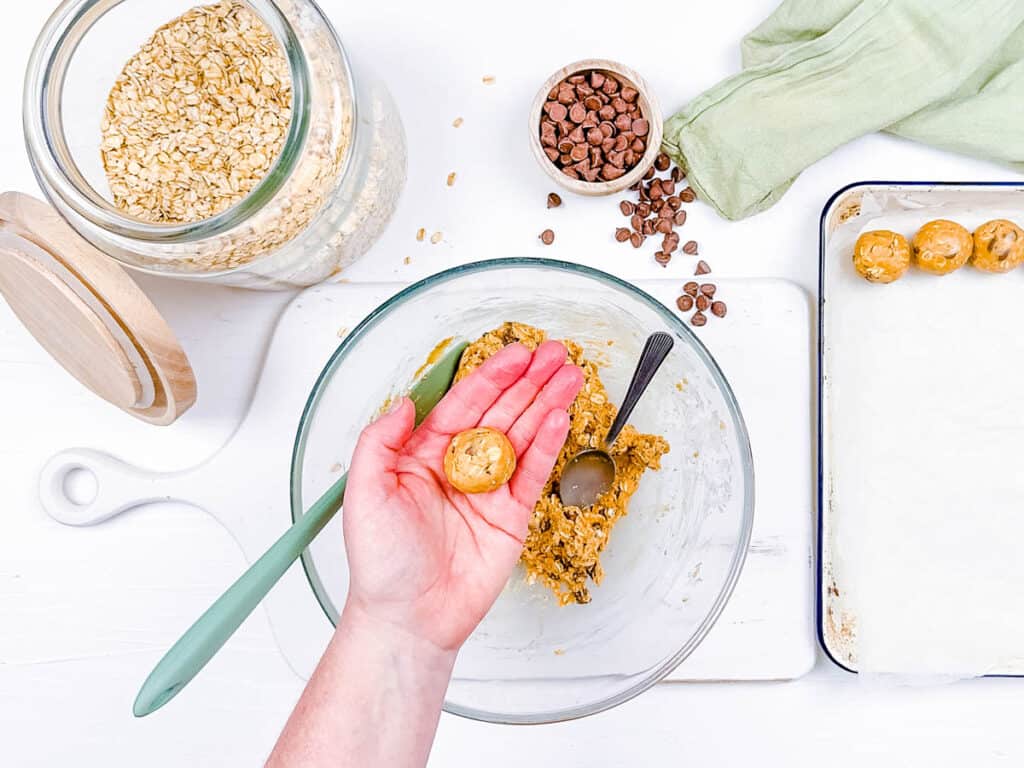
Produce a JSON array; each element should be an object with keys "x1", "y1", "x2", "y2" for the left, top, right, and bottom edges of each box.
[{"x1": 529, "y1": 58, "x2": 663, "y2": 197}]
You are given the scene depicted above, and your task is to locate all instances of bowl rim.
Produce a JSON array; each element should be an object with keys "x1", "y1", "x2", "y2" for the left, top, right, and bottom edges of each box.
[{"x1": 290, "y1": 257, "x2": 755, "y2": 724}]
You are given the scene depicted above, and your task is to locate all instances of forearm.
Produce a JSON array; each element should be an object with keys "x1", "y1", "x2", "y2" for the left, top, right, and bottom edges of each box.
[{"x1": 266, "y1": 601, "x2": 456, "y2": 768}]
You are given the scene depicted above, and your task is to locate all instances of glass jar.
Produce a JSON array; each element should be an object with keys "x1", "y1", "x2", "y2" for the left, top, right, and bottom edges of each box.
[{"x1": 24, "y1": 0, "x2": 406, "y2": 289}]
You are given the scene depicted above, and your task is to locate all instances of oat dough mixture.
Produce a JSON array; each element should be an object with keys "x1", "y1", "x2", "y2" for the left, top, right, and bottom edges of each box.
[{"x1": 456, "y1": 322, "x2": 670, "y2": 605}]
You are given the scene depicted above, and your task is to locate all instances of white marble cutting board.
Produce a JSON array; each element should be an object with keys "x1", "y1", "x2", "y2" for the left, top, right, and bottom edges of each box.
[{"x1": 39, "y1": 275, "x2": 815, "y2": 682}]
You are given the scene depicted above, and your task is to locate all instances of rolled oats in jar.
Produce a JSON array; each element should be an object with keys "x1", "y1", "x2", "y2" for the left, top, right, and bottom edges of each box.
[{"x1": 25, "y1": 0, "x2": 406, "y2": 289}]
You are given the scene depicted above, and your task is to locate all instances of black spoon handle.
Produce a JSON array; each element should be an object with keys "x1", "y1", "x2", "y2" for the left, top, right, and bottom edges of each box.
[{"x1": 604, "y1": 331, "x2": 674, "y2": 447}]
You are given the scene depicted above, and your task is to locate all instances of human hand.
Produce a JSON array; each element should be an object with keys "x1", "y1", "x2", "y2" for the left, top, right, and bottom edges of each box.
[{"x1": 342, "y1": 341, "x2": 583, "y2": 653}]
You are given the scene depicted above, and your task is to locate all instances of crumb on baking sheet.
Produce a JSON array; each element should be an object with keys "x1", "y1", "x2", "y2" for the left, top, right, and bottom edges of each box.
[{"x1": 455, "y1": 321, "x2": 670, "y2": 605}]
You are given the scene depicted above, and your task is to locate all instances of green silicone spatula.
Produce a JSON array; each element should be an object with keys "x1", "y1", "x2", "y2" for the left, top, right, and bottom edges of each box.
[{"x1": 133, "y1": 341, "x2": 469, "y2": 717}]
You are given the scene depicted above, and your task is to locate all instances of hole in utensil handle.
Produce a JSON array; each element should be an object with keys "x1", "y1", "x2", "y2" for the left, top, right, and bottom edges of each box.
[{"x1": 605, "y1": 332, "x2": 674, "y2": 447}]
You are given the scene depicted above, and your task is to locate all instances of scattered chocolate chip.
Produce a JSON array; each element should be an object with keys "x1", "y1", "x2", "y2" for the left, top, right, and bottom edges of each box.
[
  {"x1": 696, "y1": 294, "x2": 710, "y2": 312},
  {"x1": 547, "y1": 192, "x2": 562, "y2": 209},
  {"x1": 711, "y1": 301, "x2": 727, "y2": 318},
  {"x1": 608, "y1": 158, "x2": 706, "y2": 287},
  {"x1": 676, "y1": 294, "x2": 694, "y2": 312},
  {"x1": 691, "y1": 311, "x2": 707, "y2": 327},
  {"x1": 695, "y1": 260, "x2": 711, "y2": 275},
  {"x1": 540, "y1": 229, "x2": 555, "y2": 245}
]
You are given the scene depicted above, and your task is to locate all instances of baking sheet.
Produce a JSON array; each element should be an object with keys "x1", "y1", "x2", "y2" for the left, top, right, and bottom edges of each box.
[{"x1": 819, "y1": 182, "x2": 1024, "y2": 680}]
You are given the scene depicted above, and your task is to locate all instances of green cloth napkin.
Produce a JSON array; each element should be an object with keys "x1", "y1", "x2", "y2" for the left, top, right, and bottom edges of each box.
[{"x1": 662, "y1": 0, "x2": 1024, "y2": 220}]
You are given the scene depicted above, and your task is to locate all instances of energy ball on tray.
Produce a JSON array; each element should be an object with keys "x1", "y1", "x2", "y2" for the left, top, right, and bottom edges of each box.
[
  {"x1": 853, "y1": 230, "x2": 911, "y2": 284},
  {"x1": 911, "y1": 219, "x2": 973, "y2": 275},
  {"x1": 444, "y1": 427, "x2": 517, "y2": 494},
  {"x1": 971, "y1": 219, "x2": 1024, "y2": 273}
]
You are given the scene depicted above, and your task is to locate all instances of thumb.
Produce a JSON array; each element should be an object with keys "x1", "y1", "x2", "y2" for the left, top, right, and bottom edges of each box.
[{"x1": 349, "y1": 398, "x2": 416, "y2": 491}]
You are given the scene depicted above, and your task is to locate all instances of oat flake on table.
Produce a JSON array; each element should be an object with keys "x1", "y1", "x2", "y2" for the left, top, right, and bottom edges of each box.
[{"x1": 101, "y1": 0, "x2": 293, "y2": 224}]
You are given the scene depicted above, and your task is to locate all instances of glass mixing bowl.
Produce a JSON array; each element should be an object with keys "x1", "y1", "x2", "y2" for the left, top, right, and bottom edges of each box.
[{"x1": 291, "y1": 258, "x2": 754, "y2": 723}]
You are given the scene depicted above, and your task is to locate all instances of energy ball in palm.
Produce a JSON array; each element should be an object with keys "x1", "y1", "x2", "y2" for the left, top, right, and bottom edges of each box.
[
  {"x1": 444, "y1": 427, "x2": 517, "y2": 494},
  {"x1": 853, "y1": 230, "x2": 911, "y2": 284},
  {"x1": 971, "y1": 219, "x2": 1024, "y2": 273},
  {"x1": 912, "y1": 219, "x2": 973, "y2": 275}
]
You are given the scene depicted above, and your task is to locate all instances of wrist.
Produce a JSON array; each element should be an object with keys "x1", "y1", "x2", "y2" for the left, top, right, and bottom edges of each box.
[{"x1": 339, "y1": 599, "x2": 458, "y2": 674}]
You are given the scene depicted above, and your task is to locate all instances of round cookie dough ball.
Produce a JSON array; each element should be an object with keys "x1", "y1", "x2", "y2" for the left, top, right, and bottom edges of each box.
[
  {"x1": 444, "y1": 427, "x2": 517, "y2": 494},
  {"x1": 972, "y1": 219, "x2": 1024, "y2": 273},
  {"x1": 912, "y1": 219, "x2": 972, "y2": 275},
  {"x1": 853, "y1": 230, "x2": 910, "y2": 284}
]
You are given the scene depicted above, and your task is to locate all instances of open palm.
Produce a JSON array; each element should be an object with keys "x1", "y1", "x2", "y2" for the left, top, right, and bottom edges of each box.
[{"x1": 343, "y1": 341, "x2": 583, "y2": 652}]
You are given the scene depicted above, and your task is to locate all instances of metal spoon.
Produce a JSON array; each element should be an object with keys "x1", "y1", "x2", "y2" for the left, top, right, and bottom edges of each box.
[{"x1": 559, "y1": 332, "x2": 674, "y2": 508}]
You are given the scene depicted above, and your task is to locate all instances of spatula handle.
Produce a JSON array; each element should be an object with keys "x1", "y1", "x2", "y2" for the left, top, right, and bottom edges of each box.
[
  {"x1": 133, "y1": 474, "x2": 346, "y2": 717},
  {"x1": 133, "y1": 340, "x2": 469, "y2": 717}
]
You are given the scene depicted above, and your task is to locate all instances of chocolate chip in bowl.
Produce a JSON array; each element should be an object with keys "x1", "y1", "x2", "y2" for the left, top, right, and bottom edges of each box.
[{"x1": 529, "y1": 59, "x2": 663, "y2": 197}]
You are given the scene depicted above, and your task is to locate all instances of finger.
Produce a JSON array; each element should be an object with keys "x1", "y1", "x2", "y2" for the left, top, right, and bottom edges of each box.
[
  {"x1": 348, "y1": 398, "x2": 416, "y2": 495},
  {"x1": 510, "y1": 409, "x2": 571, "y2": 507},
  {"x1": 506, "y1": 364, "x2": 584, "y2": 455},
  {"x1": 478, "y1": 341, "x2": 568, "y2": 433},
  {"x1": 415, "y1": 343, "x2": 532, "y2": 439}
]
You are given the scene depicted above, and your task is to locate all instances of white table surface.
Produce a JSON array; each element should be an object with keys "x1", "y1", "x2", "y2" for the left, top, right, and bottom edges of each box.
[{"x1": 2, "y1": 2, "x2": 1022, "y2": 766}]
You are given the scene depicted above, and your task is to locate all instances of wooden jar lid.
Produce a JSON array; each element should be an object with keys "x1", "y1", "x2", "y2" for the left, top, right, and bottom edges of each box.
[{"x1": 0, "y1": 192, "x2": 195, "y2": 425}]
